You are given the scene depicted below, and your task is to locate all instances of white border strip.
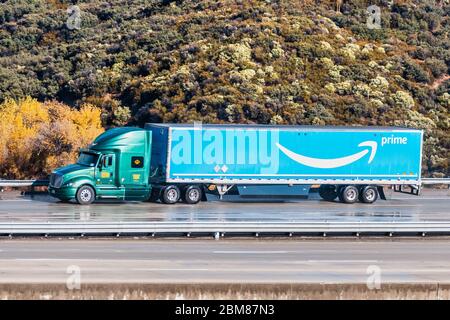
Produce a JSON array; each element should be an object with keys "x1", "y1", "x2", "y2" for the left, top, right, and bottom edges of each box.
[
  {"x1": 165, "y1": 127, "x2": 172, "y2": 181},
  {"x1": 170, "y1": 127, "x2": 422, "y2": 133},
  {"x1": 172, "y1": 173, "x2": 418, "y2": 177}
]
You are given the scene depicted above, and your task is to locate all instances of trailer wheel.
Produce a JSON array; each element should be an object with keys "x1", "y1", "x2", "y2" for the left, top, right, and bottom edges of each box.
[
  {"x1": 161, "y1": 185, "x2": 180, "y2": 204},
  {"x1": 318, "y1": 185, "x2": 338, "y2": 201},
  {"x1": 76, "y1": 185, "x2": 95, "y2": 205},
  {"x1": 338, "y1": 185, "x2": 359, "y2": 204},
  {"x1": 360, "y1": 186, "x2": 378, "y2": 204},
  {"x1": 182, "y1": 185, "x2": 202, "y2": 204}
]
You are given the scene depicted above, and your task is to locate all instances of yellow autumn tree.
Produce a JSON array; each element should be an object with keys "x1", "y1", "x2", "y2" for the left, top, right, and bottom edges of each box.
[{"x1": 0, "y1": 97, "x2": 104, "y2": 179}]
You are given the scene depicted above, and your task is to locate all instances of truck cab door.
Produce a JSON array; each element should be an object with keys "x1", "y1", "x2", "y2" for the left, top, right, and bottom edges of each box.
[
  {"x1": 97, "y1": 154, "x2": 116, "y2": 186},
  {"x1": 95, "y1": 154, "x2": 124, "y2": 199}
]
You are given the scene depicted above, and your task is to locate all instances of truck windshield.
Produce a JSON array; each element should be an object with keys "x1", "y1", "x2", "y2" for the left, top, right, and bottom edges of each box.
[{"x1": 77, "y1": 152, "x2": 99, "y2": 167}]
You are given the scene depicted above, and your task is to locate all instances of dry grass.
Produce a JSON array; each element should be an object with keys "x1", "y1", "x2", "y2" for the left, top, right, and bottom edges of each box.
[{"x1": 1, "y1": 283, "x2": 449, "y2": 300}]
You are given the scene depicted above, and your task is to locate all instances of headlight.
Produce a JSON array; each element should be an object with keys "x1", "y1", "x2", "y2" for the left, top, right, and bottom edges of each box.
[{"x1": 62, "y1": 182, "x2": 73, "y2": 187}]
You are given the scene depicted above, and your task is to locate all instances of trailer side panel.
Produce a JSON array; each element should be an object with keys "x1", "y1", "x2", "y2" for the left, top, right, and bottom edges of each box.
[{"x1": 149, "y1": 125, "x2": 422, "y2": 185}]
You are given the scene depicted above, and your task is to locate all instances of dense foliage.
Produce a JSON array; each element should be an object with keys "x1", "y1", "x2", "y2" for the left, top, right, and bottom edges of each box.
[
  {"x1": 0, "y1": 97, "x2": 103, "y2": 178},
  {"x1": 0, "y1": 0, "x2": 449, "y2": 177}
]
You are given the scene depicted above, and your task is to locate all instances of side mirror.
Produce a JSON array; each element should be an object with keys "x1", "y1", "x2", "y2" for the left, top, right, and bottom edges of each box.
[{"x1": 103, "y1": 156, "x2": 108, "y2": 167}]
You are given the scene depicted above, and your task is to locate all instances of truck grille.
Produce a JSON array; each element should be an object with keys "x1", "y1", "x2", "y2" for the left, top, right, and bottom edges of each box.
[{"x1": 50, "y1": 173, "x2": 63, "y2": 188}]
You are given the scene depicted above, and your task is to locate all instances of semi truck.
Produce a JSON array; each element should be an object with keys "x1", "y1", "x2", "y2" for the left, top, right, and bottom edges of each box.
[{"x1": 48, "y1": 124, "x2": 423, "y2": 205}]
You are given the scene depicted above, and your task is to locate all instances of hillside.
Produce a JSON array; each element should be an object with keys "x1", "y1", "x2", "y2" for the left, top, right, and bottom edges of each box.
[{"x1": 0, "y1": 0, "x2": 449, "y2": 177}]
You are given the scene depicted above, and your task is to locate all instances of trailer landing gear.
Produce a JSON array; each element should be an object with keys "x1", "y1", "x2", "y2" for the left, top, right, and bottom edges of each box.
[{"x1": 216, "y1": 185, "x2": 234, "y2": 200}]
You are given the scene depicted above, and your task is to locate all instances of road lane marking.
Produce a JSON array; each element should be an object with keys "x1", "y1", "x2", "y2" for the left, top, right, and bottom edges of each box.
[
  {"x1": 213, "y1": 251, "x2": 288, "y2": 254},
  {"x1": 390, "y1": 198, "x2": 449, "y2": 201},
  {"x1": 13, "y1": 258, "x2": 102, "y2": 261},
  {"x1": 131, "y1": 268, "x2": 209, "y2": 271},
  {"x1": 306, "y1": 260, "x2": 379, "y2": 263}
]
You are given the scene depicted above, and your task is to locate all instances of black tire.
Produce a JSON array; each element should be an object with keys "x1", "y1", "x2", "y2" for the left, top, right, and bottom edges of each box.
[
  {"x1": 318, "y1": 185, "x2": 338, "y2": 201},
  {"x1": 76, "y1": 185, "x2": 95, "y2": 205},
  {"x1": 183, "y1": 185, "x2": 202, "y2": 204},
  {"x1": 160, "y1": 185, "x2": 180, "y2": 204},
  {"x1": 338, "y1": 185, "x2": 359, "y2": 204},
  {"x1": 360, "y1": 185, "x2": 378, "y2": 204}
]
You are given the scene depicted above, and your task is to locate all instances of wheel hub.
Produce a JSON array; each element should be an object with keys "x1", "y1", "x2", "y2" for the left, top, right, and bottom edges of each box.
[
  {"x1": 167, "y1": 189, "x2": 178, "y2": 201},
  {"x1": 365, "y1": 189, "x2": 375, "y2": 201},
  {"x1": 80, "y1": 189, "x2": 92, "y2": 202},
  {"x1": 346, "y1": 189, "x2": 357, "y2": 201},
  {"x1": 189, "y1": 189, "x2": 199, "y2": 200}
]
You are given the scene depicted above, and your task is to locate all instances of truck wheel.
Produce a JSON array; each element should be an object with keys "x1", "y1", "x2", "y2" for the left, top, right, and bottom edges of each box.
[
  {"x1": 183, "y1": 185, "x2": 202, "y2": 204},
  {"x1": 161, "y1": 185, "x2": 180, "y2": 204},
  {"x1": 318, "y1": 185, "x2": 338, "y2": 201},
  {"x1": 76, "y1": 185, "x2": 95, "y2": 205},
  {"x1": 360, "y1": 186, "x2": 378, "y2": 204},
  {"x1": 338, "y1": 185, "x2": 359, "y2": 204}
]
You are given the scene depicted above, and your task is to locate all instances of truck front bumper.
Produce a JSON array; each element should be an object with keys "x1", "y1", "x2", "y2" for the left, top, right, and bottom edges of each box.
[{"x1": 48, "y1": 186, "x2": 77, "y2": 200}]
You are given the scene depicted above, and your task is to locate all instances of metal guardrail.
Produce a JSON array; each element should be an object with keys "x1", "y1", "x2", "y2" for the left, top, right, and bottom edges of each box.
[
  {"x1": 421, "y1": 178, "x2": 450, "y2": 185},
  {"x1": 0, "y1": 180, "x2": 49, "y2": 187},
  {"x1": 1, "y1": 221, "x2": 450, "y2": 236}
]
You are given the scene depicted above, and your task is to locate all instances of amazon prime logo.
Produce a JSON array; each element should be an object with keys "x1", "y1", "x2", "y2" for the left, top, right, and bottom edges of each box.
[
  {"x1": 381, "y1": 135, "x2": 408, "y2": 147},
  {"x1": 277, "y1": 141, "x2": 377, "y2": 169}
]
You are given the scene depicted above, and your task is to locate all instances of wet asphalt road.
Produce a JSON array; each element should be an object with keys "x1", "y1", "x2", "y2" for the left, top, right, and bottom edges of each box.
[
  {"x1": 0, "y1": 190, "x2": 449, "y2": 284},
  {"x1": 0, "y1": 189, "x2": 448, "y2": 223},
  {"x1": 0, "y1": 239, "x2": 450, "y2": 284}
]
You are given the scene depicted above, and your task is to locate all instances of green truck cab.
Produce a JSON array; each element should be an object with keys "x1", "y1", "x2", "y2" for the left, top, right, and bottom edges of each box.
[{"x1": 48, "y1": 127, "x2": 152, "y2": 204}]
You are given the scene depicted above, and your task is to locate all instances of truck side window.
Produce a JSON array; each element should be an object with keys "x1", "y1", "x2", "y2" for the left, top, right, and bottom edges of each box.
[
  {"x1": 102, "y1": 155, "x2": 113, "y2": 168},
  {"x1": 131, "y1": 156, "x2": 144, "y2": 168}
]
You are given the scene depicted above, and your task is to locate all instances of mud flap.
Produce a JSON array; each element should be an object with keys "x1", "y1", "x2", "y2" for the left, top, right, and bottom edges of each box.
[
  {"x1": 147, "y1": 186, "x2": 162, "y2": 202},
  {"x1": 377, "y1": 186, "x2": 386, "y2": 200},
  {"x1": 201, "y1": 185, "x2": 208, "y2": 202}
]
